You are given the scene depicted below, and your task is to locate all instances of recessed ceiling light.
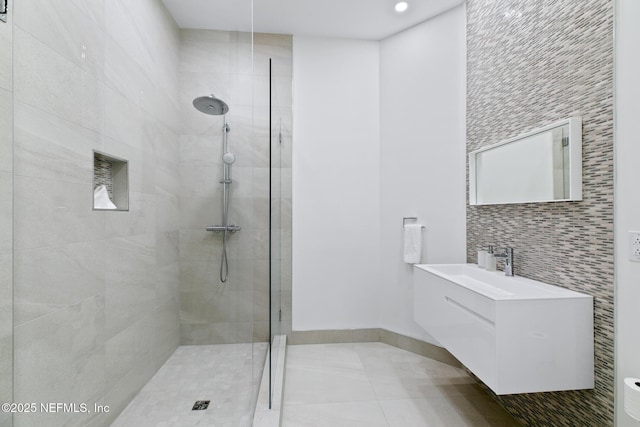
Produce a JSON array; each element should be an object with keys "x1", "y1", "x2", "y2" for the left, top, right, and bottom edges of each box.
[{"x1": 395, "y1": 1, "x2": 409, "y2": 13}]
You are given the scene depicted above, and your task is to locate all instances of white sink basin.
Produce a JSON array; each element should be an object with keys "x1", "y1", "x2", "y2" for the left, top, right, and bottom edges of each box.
[
  {"x1": 413, "y1": 263, "x2": 594, "y2": 395},
  {"x1": 420, "y1": 263, "x2": 590, "y2": 300}
]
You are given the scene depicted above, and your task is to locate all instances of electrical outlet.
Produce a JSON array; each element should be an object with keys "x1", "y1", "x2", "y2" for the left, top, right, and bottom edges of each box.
[{"x1": 629, "y1": 231, "x2": 640, "y2": 262}]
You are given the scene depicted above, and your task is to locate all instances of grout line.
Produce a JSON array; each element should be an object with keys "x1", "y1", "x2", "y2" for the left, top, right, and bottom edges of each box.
[{"x1": 355, "y1": 343, "x2": 392, "y2": 426}]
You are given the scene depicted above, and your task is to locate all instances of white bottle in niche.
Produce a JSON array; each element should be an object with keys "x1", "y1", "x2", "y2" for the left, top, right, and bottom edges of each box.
[{"x1": 485, "y1": 245, "x2": 496, "y2": 271}]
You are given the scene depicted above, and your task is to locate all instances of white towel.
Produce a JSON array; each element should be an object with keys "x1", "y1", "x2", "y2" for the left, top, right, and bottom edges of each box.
[
  {"x1": 403, "y1": 224, "x2": 423, "y2": 264},
  {"x1": 94, "y1": 185, "x2": 117, "y2": 209}
]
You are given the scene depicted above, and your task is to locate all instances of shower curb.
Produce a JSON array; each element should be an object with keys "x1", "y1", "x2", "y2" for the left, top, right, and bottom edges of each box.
[{"x1": 252, "y1": 335, "x2": 287, "y2": 427}]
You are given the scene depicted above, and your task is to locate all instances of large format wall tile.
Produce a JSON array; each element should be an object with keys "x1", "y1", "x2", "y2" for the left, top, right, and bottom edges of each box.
[
  {"x1": 0, "y1": 89, "x2": 12, "y2": 173},
  {"x1": 14, "y1": 102, "x2": 98, "y2": 184},
  {"x1": 0, "y1": 9, "x2": 12, "y2": 92},
  {"x1": 14, "y1": 176, "x2": 105, "y2": 250},
  {"x1": 13, "y1": 296, "x2": 105, "y2": 427},
  {"x1": 152, "y1": 298, "x2": 180, "y2": 360},
  {"x1": 155, "y1": 260, "x2": 180, "y2": 305},
  {"x1": 104, "y1": 191, "x2": 156, "y2": 237},
  {"x1": 105, "y1": 1, "x2": 156, "y2": 81},
  {"x1": 0, "y1": 254, "x2": 11, "y2": 399},
  {"x1": 13, "y1": 241, "x2": 105, "y2": 325},
  {"x1": 0, "y1": 334, "x2": 11, "y2": 427},
  {"x1": 180, "y1": 30, "x2": 232, "y2": 74},
  {"x1": 14, "y1": 27, "x2": 105, "y2": 134},
  {"x1": 105, "y1": 0, "x2": 180, "y2": 97},
  {"x1": 104, "y1": 87, "x2": 149, "y2": 149},
  {"x1": 105, "y1": 315, "x2": 156, "y2": 392},
  {"x1": 104, "y1": 36, "x2": 155, "y2": 112},
  {"x1": 177, "y1": 29, "x2": 293, "y2": 348},
  {"x1": 105, "y1": 0, "x2": 181, "y2": 132},
  {"x1": 104, "y1": 234, "x2": 157, "y2": 339},
  {"x1": 13, "y1": 0, "x2": 106, "y2": 78},
  {"x1": 155, "y1": 192, "x2": 180, "y2": 232},
  {"x1": 67, "y1": 0, "x2": 105, "y2": 28},
  {"x1": 0, "y1": 6, "x2": 12, "y2": 427},
  {"x1": 0, "y1": 173, "x2": 11, "y2": 253},
  {"x1": 180, "y1": 134, "x2": 225, "y2": 167},
  {"x1": 0, "y1": 253, "x2": 11, "y2": 329},
  {"x1": 11, "y1": 1, "x2": 181, "y2": 425}
]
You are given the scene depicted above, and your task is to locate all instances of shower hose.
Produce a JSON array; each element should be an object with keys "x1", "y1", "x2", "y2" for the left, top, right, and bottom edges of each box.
[{"x1": 220, "y1": 181, "x2": 230, "y2": 283}]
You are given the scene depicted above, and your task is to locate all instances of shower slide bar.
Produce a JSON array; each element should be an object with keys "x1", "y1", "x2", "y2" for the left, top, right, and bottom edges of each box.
[{"x1": 206, "y1": 225, "x2": 241, "y2": 233}]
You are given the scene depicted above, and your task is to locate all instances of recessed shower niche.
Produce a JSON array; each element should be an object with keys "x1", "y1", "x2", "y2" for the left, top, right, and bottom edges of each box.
[{"x1": 93, "y1": 151, "x2": 129, "y2": 211}]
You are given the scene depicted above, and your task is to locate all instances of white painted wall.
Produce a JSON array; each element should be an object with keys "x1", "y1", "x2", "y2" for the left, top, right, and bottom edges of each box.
[
  {"x1": 378, "y1": 5, "x2": 467, "y2": 342},
  {"x1": 615, "y1": 0, "x2": 640, "y2": 425},
  {"x1": 292, "y1": 6, "x2": 467, "y2": 336},
  {"x1": 292, "y1": 37, "x2": 381, "y2": 330}
]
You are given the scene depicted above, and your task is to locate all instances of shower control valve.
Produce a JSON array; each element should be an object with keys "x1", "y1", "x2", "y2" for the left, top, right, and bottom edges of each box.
[{"x1": 206, "y1": 225, "x2": 241, "y2": 233}]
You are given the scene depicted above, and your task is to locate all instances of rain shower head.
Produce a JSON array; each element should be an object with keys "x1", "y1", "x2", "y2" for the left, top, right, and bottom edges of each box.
[{"x1": 193, "y1": 94, "x2": 229, "y2": 115}]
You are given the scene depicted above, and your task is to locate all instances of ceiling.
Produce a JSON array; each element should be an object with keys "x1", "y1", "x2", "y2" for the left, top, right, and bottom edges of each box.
[{"x1": 162, "y1": 0, "x2": 465, "y2": 40}]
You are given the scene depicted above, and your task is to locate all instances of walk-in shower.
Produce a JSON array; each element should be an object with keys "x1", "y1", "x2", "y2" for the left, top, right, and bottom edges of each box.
[
  {"x1": 193, "y1": 94, "x2": 241, "y2": 283},
  {"x1": 2, "y1": 0, "x2": 292, "y2": 422}
]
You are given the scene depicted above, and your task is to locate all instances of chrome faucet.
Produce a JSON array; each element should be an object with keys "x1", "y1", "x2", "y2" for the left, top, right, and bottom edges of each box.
[{"x1": 493, "y1": 247, "x2": 514, "y2": 276}]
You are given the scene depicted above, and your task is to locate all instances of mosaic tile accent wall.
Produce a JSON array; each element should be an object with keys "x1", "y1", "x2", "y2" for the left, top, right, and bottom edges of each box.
[
  {"x1": 466, "y1": 0, "x2": 614, "y2": 425},
  {"x1": 93, "y1": 155, "x2": 114, "y2": 199}
]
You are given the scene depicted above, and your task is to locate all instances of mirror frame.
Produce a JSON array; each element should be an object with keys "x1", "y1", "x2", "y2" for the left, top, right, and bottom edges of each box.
[{"x1": 469, "y1": 117, "x2": 582, "y2": 205}]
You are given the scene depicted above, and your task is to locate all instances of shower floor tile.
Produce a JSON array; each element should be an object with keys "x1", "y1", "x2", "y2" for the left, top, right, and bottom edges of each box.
[
  {"x1": 282, "y1": 342, "x2": 521, "y2": 427},
  {"x1": 112, "y1": 341, "x2": 519, "y2": 426},
  {"x1": 111, "y1": 343, "x2": 267, "y2": 427}
]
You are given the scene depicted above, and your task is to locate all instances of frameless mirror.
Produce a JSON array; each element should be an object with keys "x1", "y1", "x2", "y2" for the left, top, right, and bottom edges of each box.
[{"x1": 469, "y1": 117, "x2": 582, "y2": 205}]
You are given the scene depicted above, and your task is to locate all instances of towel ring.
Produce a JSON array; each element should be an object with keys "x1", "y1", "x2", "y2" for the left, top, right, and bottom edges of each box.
[{"x1": 403, "y1": 217, "x2": 426, "y2": 229}]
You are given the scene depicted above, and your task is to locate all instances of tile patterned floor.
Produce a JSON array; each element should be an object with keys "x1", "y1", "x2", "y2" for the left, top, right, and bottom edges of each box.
[
  {"x1": 111, "y1": 341, "x2": 519, "y2": 426},
  {"x1": 111, "y1": 343, "x2": 267, "y2": 427},
  {"x1": 282, "y1": 342, "x2": 520, "y2": 427}
]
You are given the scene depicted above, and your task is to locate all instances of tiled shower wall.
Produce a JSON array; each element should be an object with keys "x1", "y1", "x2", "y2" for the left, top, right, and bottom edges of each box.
[
  {"x1": 466, "y1": 0, "x2": 614, "y2": 425},
  {"x1": 0, "y1": 5, "x2": 13, "y2": 427},
  {"x1": 11, "y1": 0, "x2": 181, "y2": 425},
  {"x1": 178, "y1": 30, "x2": 292, "y2": 344}
]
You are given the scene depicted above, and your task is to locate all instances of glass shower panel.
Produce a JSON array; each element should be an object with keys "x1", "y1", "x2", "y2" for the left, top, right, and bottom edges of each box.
[
  {"x1": 176, "y1": 0, "x2": 266, "y2": 420},
  {"x1": 263, "y1": 33, "x2": 293, "y2": 405},
  {"x1": 2, "y1": 0, "x2": 282, "y2": 423},
  {"x1": 0, "y1": 4, "x2": 13, "y2": 427},
  {"x1": 269, "y1": 57, "x2": 282, "y2": 404}
]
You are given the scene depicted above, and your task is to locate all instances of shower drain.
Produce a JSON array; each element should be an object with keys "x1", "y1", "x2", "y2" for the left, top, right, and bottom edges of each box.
[{"x1": 192, "y1": 400, "x2": 210, "y2": 411}]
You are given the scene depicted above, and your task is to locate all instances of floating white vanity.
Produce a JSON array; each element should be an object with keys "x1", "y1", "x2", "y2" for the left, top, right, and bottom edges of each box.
[{"x1": 413, "y1": 264, "x2": 594, "y2": 395}]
